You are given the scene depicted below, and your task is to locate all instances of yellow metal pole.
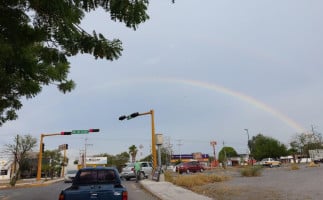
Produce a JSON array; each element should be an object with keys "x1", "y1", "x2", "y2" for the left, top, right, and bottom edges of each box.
[
  {"x1": 36, "y1": 133, "x2": 61, "y2": 181},
  {"x1": 62, "y1": 148, "x2": 67, "y2": 177},
  {"x1": 36, "y1": 134, "x2": 44, "y2": 181},
  {"x1": 150, "y1": 110, "x2": 157, "y2": 169}
]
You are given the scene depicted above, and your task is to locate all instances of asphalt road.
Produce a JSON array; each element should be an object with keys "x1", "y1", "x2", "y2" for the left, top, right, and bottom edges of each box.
[{"x1": 0, "y1": 179, "x2": 159, "y2": 200}]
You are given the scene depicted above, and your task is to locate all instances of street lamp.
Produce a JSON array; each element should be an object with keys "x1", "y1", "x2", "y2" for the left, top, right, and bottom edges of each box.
[
  {"x1": 244, "y1": 128, "x2": 250, "y2": 152},
  {"x1": 244, "y1": 129, "x2": 252, "y2": 165},
  {"x1": 119, "y1": 110, "x2": 157, "y2": 169}
]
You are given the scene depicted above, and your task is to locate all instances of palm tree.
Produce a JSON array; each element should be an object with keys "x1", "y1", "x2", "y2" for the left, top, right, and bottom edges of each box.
[{"x1": 129, "y1": 145, "x2": 138, "y2": 163}]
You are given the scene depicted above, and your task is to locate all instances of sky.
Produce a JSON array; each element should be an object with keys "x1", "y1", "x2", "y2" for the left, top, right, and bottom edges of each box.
[{"x1": 1, "y1": 0, "x2": 323, "y2": 166}]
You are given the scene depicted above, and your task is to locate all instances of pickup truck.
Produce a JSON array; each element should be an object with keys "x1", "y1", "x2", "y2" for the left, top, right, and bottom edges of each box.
[
  {"x1": 59, "y1": 167, "x2": 127, "y2": 200},
  {"x1": 259, "y1": 158, "x2": 281, "y2": 167}
]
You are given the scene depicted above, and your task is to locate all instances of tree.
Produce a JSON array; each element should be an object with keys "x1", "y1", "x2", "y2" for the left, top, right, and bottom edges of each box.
[
  {"x1": 42, "y1": 149, "x2": 64, "y2": 179},
  {"x1": 218, "y1": 146, "x2": 238, "y2": 163},
  {"x1": 128, "y1": 145, "x2": 138, "y2": 163},
  {"x1": 290, "y1": 130, "x2": 323, "y2": 158},
  {"x1": 4, "y1": 134, "x2": 37, "y2": 185},
  {"x1": 250, "y1": 134, "x2": 288, "y2": 160},
  {"x1": 0, "y1": 0, "x2": 150, "y2": 126}
]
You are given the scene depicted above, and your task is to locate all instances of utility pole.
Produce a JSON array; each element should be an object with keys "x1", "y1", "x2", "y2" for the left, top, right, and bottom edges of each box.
[
  {"x1": 210, "y1": 140, "x2": 217, "y2": 166},
  {"x1": 176, "y1": 139, "x2": 183, "y2": 162},
  {"x1": 84, "y1": 138, "x2": 93, "y2": 168},
  {"x1": 223, "y1": 141, "x2": 227, "y2": 168}
]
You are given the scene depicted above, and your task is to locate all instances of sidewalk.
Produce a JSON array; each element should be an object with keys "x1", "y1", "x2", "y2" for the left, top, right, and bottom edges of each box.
[
  {"x1": 0, "y1": 178, "x2": 63, "y2": 189},
  {"x1": 140, "y1": 179, "x2": 212, "y2": 200}
]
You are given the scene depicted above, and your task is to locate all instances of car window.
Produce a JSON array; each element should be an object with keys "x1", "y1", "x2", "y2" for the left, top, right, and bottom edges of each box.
[
  {"x1": 76, "y1": 169, "x2": 117, "y2": 184},
  {"x1": 67, "y1": 170, "x2": 78, "y2": 174},
  {"x1": 77, "y1": 171, "x2": 97, "y2": 184},
  {"x1": 127, "y1": 163, "x2": 134, "y2": 167},
  {"x1": 141, "y1": 163, "x2": 147, "y2": 167}
]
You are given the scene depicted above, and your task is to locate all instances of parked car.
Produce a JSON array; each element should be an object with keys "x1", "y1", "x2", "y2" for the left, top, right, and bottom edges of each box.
[
  {"x1": 120, "y1": 162, "x2": 152, "y2": 181},
  {"x1": 59, "y1": 167, "x2": 127, "y2": 200},
  {"x1": 258, "y1": 158, "x2": 281, "y2": 167},
  {"x1": 175, "y1": 161, "x2": 205, "y2": 174},
  {"x1": 64, "y1": 169, "x2": 78, "y2": 183}
]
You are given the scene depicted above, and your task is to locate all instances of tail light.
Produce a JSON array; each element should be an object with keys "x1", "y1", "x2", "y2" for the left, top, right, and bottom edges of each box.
[
  {"x1": 122, "y1": 191, "x2": 128, "y2": 200},
  {"x1": 58, "y1": 193, "x2": 65, "y2": 200}
]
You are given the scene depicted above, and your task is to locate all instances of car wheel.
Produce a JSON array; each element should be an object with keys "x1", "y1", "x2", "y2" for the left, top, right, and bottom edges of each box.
[
  {"x1": 200, "y1": 168, "x2": 204, "y2": 172},
  {"x1": 186, "y1": 169, "x2": 190, "y2": 174},
  {"x1": 125, "y1": 178, "x2": 130, "y2": 181}
]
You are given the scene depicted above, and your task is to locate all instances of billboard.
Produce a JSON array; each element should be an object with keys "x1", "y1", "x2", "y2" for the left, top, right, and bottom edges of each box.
[{"x1": 86, "y1": 157, "x2": 107, "y2": 165}]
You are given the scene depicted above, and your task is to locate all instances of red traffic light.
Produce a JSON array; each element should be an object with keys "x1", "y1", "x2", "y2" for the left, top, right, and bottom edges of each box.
[
  {"x1": 119, "y1": 115, "x2": 126, "y2": 120},
  {"x1": 89, "y1": 129, "x2": 100, "y2": 132},
  {"x1": 61, "y1": 132, "x2": 72, "y2": 135},
  {"x1": 129, "y1": 112, "x2": 139, "y2": 118}
]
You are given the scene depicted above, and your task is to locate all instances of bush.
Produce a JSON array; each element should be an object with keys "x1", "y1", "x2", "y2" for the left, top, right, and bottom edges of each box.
[
  {"x1": 240, "y1": 166, "x2": 263, "y2": 177},
  {"x1": 169, "y1": 173, "x2": 230, "y2": 189},
  {"x1": 290, "y1": 164, "x2": 300, "y2": 170}
]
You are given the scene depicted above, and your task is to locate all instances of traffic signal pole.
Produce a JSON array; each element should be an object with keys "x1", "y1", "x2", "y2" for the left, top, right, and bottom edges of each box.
[
  {"x1": 119, "y1": 110, "x2": 157, "y2": 169},
  {"x1": 36, "y1": 133, "x2": 61, "y2": 181},
  {"x1": 138, "y1": 110, "x2": 157, "y2": 169},
  {"x1": 36, "y1": 129, "x2": 99, "y2": 181}
]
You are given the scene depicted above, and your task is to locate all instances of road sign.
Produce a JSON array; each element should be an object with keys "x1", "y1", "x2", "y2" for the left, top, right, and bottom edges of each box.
[{"x1": 72, "y1": 130, "x2": 89, "y2": 134}]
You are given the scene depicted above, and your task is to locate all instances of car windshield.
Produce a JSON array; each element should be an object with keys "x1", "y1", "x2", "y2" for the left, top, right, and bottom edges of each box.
[
  {"x1": 67, "y1": 170, "x2": 78, "y2": 174},
  {"x1": 76, "y1": 169, "x2": 117, "y2": 184}
]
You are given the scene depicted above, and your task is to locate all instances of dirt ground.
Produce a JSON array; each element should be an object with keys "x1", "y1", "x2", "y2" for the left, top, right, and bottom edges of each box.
[{"x1": 194, "y1": 164, "x2": 323, "y2": 200}]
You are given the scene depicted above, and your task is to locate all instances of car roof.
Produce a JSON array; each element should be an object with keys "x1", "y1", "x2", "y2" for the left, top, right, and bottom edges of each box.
[{"x1": 79, "y1": 167, "x2": 117, "y2": 171}]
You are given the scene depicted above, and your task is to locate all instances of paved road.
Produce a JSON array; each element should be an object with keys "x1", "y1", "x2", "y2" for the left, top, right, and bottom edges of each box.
[{"x1": 0, "y1": 179, "x2": 159, "y2": 200}]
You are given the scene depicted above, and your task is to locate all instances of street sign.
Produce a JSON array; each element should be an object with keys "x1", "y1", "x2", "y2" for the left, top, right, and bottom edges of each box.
[{"x1": 72, "y1": 130, "x2": 89, "y2": 134}]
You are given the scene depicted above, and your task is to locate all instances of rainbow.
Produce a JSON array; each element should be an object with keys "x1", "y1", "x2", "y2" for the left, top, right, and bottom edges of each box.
[{"x1": 100, "y1": 77, "x2": 306, "y2": 133}]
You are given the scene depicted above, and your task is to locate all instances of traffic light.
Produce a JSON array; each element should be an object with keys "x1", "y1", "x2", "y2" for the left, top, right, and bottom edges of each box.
[
  {"x1": 42, "y1": 143, "x2": 45, "y2": 153},
  {"x1": 89, "y1": 129, "x2": 100, "y2": 132},
  {"x1": 61, "y1": 131, "x2": 72, "y2": 135},
  {"x1": 119, "y1": 115, "x2": 126, "y2": 121},
  {"x1": 127, "y1": 112, "x2": 139, "y2": 120}
]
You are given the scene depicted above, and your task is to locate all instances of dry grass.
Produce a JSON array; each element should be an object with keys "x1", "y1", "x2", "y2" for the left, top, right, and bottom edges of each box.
[
  {"x1": 307, "y1": 161, "x2": 320, "y2": 167},
  {"x1": 290, "y1": 163, "x2": 300, "y2": 170},
  {"x1": 240, "y1": 166, "x2": 263, "y2": 177},
  {"x1": 165, "y1": 171, "x2": 230, "y2": 189}
]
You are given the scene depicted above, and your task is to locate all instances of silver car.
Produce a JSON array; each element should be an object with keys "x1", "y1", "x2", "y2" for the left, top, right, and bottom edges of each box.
[
  {"x1": 120, "y1": 163, "x2": 135, "y2": 181},
  {"x1": 120, "y1": 162, "x2": 152, "y2": 181},
  {"x1": 64, "y1": 169, "x2": 78, "y2": 183}
]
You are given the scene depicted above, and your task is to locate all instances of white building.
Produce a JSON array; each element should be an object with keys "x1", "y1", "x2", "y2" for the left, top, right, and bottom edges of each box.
[{"x1": 0, "y1": 159, "x2": 13, "y2": 180}]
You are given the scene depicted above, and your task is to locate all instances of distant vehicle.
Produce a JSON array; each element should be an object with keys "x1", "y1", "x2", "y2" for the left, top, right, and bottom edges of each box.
[
  {"x1": 59, "y1": 167, "x2": 127, "y2": 200},
  {"x1": 120, "y1": 162, "x2": 152, "y2": 181},
  {"x1": 175, "y1": 161, "x2": 205, "y2": 174},
  {"x1": 64, "y1": 169, "x2": 78, "y2": 183},
  {"x1": 259, "y1": 158, "x2": 281, "y2": 167},
  {"x1": 309, "y1": 149, "x2": 323, "y2": 164}
]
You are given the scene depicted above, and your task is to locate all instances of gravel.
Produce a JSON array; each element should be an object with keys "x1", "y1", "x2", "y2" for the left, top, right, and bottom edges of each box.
[{"x1": 195, "y1": 164, "x2": 323, "y2": 200}]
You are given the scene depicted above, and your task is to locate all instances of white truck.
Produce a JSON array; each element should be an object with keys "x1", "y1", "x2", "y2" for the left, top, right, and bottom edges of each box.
[{"x1": 309, "y1": 149, "x2": 323, "y2": 163}]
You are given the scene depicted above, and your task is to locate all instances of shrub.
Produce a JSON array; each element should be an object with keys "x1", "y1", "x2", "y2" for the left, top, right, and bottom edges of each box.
[
  {"x1": 290, "y1": 164, "x2": 299, "y2": 170},
  {"x1": 240, "y1": 166, "x2": 263, "y2": 177}
]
